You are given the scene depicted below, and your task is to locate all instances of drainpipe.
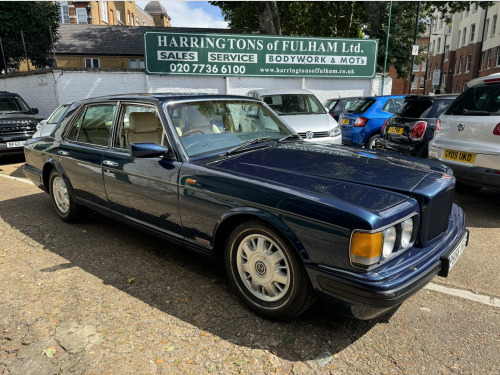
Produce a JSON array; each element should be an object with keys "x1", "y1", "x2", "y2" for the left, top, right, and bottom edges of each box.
[{"x1": 476, "y1": 6, "x2": 489, "y2": 78}]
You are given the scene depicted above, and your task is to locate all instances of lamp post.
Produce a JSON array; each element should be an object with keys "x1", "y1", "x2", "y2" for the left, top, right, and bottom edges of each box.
[{"x1": 432, "y1": 32, "x2": 448, "y2": 94}]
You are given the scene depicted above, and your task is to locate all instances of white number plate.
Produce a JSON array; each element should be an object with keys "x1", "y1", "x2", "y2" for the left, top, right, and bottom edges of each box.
[
  {"x1": 6, "y1": 141, "x2": 26, "y2": 148},
  {"x1": 440, "y1": 231, "x2": 468, "y2": 277}
]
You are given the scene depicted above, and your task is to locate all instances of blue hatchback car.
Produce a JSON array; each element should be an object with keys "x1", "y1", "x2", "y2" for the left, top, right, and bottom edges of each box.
[{"x1": 340, "y1": 95, "x2": 405, "y2": 149}]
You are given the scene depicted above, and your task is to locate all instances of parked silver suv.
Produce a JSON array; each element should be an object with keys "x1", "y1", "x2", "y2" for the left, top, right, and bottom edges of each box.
[{"x1": 428, "y1": 73, "x2": 500, "y2": 190}]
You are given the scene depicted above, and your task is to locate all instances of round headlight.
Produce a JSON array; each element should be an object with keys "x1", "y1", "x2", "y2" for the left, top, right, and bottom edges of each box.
[
  {"x1": 400, "y1": 218, "x2": 414, "y2": 249},
  {"x1": 382, "y1": 226, "x2": 397, "y2": 258}
]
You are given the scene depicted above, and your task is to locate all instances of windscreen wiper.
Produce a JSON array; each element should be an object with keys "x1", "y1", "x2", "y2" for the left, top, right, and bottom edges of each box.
[
  {"x1": 463, "y1": 109, "x2": 497, "y2": 116},
  {"x1": 225, "y1": 137, "x2": 271, "y2": 155},
  {"x1": 275, "y1": 133, "x2": 302, "y2": 144}
]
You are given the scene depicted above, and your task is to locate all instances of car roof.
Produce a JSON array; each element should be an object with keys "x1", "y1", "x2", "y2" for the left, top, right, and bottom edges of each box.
[
  {"x1": 465, "y1": 72, "x2": 500, "y2": 88},
  {"x1": 325, "y1": 96, "x2": 361, "y2": 101},
  {"x1": 357, "y1": 95, "x2": 406, "y2": 100},
  {"x1": 0, "y1": 91, "x2": 20, "y2": 97},
  {"x1": 248, "y1": 88, "x2": 314, "y2": 96},
  {"x1": 404, "y1": 94, "x2": 458, "y2": 100},
  {"x1": 70, "y1": 93, "x2": 260, "y2": 105}
]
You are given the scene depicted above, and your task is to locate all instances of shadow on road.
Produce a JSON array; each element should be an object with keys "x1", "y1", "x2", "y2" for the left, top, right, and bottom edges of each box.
[
  {"x1": 0, "y1": 191, "x2": 385, "y2": 362},
  {"x1": 455, "y1": 188, "x2": 500, "y2": 229}
]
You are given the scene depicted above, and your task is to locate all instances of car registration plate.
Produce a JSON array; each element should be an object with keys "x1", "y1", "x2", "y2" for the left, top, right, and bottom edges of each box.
[
  {"x1": 443, "y1": 149, "x2": 475, "y2": 164},
  {"x1": 341, "y1": 119, "x2": 350, "y2": 125},
  {"x1": 6, "y1": 141, "x2": 26, "y2": 148},
  {"x1": 388, "y1": 126, "x2": 403, "y2": 135},
  {"x1": 440, "y1": 231, "x2": 468, "y2": 277}
]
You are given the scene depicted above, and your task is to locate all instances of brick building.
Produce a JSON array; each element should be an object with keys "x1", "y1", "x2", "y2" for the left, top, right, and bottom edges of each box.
[
  {"x1": 426, "y1": 3, "x2": 500, "y2": 94},
  {"x1": 56, "y1": 1, "x2": 169, "y2": 27}
]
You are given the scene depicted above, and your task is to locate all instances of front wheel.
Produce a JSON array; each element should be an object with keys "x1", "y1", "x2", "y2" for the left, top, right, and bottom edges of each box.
[
  {"x1": 225, "y1": 221, "x2": 315, "y2": 319},
  {"x1": 49, "y1": 169, "x2": 80, "y2": 222}
]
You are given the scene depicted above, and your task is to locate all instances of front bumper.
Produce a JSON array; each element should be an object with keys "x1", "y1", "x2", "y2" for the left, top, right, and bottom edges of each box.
[
  {"x1": 306, "y1": 204, "x2": 467, "y2": 319},
  {"x1": 0, "y1": 133, "x2": 35, "y2": 155}
]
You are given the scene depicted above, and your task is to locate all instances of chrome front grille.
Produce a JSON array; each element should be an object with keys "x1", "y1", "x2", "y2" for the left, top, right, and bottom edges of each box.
[
  {"x1": 0, "y1": 120, "x2": 37, "y2": 134},
  {"x1": 298, "y1": 131, "x2": 330, "y2": 139}
]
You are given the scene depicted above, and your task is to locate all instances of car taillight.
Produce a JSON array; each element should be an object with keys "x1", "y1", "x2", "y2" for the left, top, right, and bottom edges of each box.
[
  {"x1": 354, "y1": 117, "x2": 368, "y2": 127},
  {"x1": 410, "y1": 121, "x2": 427, "y2": 140},
  {"x1": 435, "y1": 118, "x2": 442, "y2": 132},
  {"x1": 494, "y1": 123, "x2": 500, "y2": 135},
  {"x1": 381, "y1": 119, "x2": 388, "y2": 134}
]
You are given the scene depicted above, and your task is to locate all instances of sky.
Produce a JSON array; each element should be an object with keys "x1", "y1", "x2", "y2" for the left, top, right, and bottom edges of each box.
[{"x1": 136, "y1": 1, "x2": 229, "y2": 28}]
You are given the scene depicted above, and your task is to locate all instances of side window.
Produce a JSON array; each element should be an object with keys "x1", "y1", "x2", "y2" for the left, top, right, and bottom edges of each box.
[
  {"x1": 116, "y1": 105, "x2": 162, "y2": 149},
  {"x1": 66, "y1": 104, "x2": 116, "y2": 146},
  {"x1": 382, "y1": 99, "x2": 395, "y2": 113}
]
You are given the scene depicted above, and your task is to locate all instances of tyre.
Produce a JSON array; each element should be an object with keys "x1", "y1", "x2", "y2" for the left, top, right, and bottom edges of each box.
[
  {"x1": 365, "y1": 133, "x2": 380, "y2": 149},
  {"x1": 49, "y1": 169, "x2": 80, "y2": 222},
  {"x1": 225, "y1": 220, "x2": 315, "y2": 319}
]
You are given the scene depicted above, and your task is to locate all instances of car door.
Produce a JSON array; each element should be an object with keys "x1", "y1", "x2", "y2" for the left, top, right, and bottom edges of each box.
[
  {"x1": 101, "y1": 102, "x2": 183, "y2": 236},
  {"x1": 58, "y1": 102, "x2": 117, "y2": 209}
]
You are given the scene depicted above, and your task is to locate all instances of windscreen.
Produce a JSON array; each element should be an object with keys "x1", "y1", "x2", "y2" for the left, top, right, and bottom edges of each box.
[
  {"x1": 261, "y1": 94, "x2": 326, "y2": 115},
  {"x1": 397, "y1": 99, "x2": 434, "y2": 118},
  {"x1": 166, "y1": 100, "x2": 295, "y2": 158},
  {"x1": 346, "y1": 99, "x2": 375, "y2": 113},
  {"x1": 46, "y1": 104, "x2": 70, "y2": 124},
  {"x1": 0, "y1": 96, "x2": 31, "y2": 114}
]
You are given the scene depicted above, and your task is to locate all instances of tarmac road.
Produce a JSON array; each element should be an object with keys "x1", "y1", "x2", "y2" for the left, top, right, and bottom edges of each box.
[{"x1": 1, "y1": 154, "x2": 499, "y2": 375}]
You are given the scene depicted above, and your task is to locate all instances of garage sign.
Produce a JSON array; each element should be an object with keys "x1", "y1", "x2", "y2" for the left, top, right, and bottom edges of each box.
[{"x1": 143, "y1": 31, "x2": 378, "y2": 79}]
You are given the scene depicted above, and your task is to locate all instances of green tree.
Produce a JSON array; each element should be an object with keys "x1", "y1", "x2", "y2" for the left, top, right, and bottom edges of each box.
[
  {"x1": 0, "y1": 2, "x2": 60, "y2": 72},
  {"x1": 209, "y1": 1, "x2": 493, "y2": 80}
]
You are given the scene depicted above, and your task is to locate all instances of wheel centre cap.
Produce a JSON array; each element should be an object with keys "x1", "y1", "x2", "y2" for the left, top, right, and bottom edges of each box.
[{"x1": 254, "y1": 260, "x2": 267, "y2": 275}]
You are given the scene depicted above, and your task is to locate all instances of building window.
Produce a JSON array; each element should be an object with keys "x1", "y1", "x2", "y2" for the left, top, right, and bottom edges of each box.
[
  {"x1": 465, "y1": 8, "x2": 469, "y2": 17},
  {"x1": 480, "y1": 52, "x2": 485, "y2": 70},
  {"x1": 493, "y1": 15, "x2": 497, "y2": 35},
  {"x1": 470, "y1": 24, "x2": 475, "y2": 42},
  {"x1": 497, "y1": 47, "x2": 500, "y2": 66},
  {"x1": 462, "y1": 28, "x2": 467, "y2": 46},
  {"x1": 100, "y1": 1, "x2": 108, "y2": 23},
  {"x1": 413, "y1": 62, "x2": 420, "y2": 72},
  {"x1": 447, "y1": 23, "x2": 452, "y2": 34},
  {"x1": 127, "y1": 11, "x2": 131, "y2": 25},
  {"x1": 128, "y1": 59, "x2": 144, "y2": 69},
  {"x1": 458, "y1": 31, "x2": 461, "y2": 47},
  {"x1": 458, "y1": 56, "x2": 463, "y2": 74},
  {"x1": 432, "y1": 40, "x2": 435, "y2": 55},
  {"x1": 85, "y1": 58, "x2": 100, "y2": 69},
  {"x1": 456, "y1": 84, "x2": 460, "y2": 93},
  {"x1": 444, "y1": 45, "x2": 450, "y2": 61},
  {"x1": 136, "y1": 16, "x2": 139, "y2": 26},
  {"x1": 487, "y1": 49, "x2": 492, "y2": 69},
  {"x1": 454, "y1": 59, "x2": 458, "y2": 75},
  {"x1": 485, "y1": 19, "x2": 490, "y2": 39},
  {"x1": 76, "y1": 8, "x2": 88, "y2": 24},
  {"x1": 465, "y1": 55, "x2": 471, "y2": 72},
  {"x1": 439, "y1": 18, "x2": 443, "y2": 29},
  {"x1": 116, "y1": 10, "x2": 121, "y2": 24},
  {"x1": 442, "y1": 72, "x2": 447, "y2": 88},
  {"x1": 437, "y1": 38, "x2": 441, "y2": 53},
  {"x1": 473, "y1": 3, "x2": 479, "y2": 12},
  {"x1": 58, "y1": 1, "x2": 70, "y2": 24}
]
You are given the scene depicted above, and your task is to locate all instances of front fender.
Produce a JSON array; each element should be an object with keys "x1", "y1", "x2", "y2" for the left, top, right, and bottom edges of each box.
[{"x1": 213, "y1": 206, "x2": 310, "y2": 262}]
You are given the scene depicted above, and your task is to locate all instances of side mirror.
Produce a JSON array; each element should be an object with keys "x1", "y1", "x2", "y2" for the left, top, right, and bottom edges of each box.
[
  {"x1": 130, "y1": 143, "x2": 169, "y2": 158},
  {"x1": 31, "y1": 108, "x2": 39, "y2": 114}
]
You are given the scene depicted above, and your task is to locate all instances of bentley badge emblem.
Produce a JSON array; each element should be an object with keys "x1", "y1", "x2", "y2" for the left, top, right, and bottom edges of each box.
[{"x1": 305, "y1": 131, "x2": 314, "y2": 139}]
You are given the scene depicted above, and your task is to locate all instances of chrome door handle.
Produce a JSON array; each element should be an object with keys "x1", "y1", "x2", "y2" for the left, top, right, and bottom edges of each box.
[
  {"x1": 58, "y1": 150, "x2": 69, "y2": 156},
  {"x1": 103, "y1": 160, "x2": 118, "y2": 167}
]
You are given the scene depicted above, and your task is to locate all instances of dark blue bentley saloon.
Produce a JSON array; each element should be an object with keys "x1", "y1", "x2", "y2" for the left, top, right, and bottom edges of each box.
[{"x1": 23, "y1": 94, "x2": 468, "y2": 320}]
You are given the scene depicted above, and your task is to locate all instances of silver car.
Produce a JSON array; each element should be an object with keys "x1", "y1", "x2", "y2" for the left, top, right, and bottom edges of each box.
[
  {"x1": 247, "y1": 88, "x2": 341, "y2": 144},
  {"x1": 32, "y1": 103, "x2": 72, "y2": 138},
  {"x1": 428, "y1": 74, "x2": 500, "y2": 190}
]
